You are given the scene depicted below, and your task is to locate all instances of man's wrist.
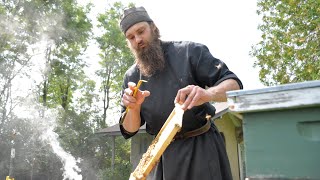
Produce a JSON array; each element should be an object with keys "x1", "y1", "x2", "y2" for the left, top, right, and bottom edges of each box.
[
  {"x1": 206, "y1": 87, "x2": 217, "y2": 102},
  {"x1": 130, "y1": 104, "x2": 142, "y2": 112}
]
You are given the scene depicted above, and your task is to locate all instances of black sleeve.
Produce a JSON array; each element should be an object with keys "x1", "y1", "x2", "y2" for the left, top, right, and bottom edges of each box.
[{"x1": 189, "y1": 43, "x2": 243, "y2": 89}]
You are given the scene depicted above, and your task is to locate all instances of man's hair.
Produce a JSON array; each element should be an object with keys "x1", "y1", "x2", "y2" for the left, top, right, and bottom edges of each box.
[{"x1": 148, "y1": 22, "x2": 160, "y2": 39}]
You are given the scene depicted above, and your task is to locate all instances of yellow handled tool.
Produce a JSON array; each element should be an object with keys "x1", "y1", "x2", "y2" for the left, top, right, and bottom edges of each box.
[
  {"x1": 120, "y1": 80, "x2": 147, "y2": 124},
  {"x1": 6, "y1": 176, "x2": 14, "y2": 180}
]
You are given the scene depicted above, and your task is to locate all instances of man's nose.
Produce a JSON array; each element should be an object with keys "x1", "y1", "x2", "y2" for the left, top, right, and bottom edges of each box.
[{"x1": 135, "y1": 36, "x2": 142, "y2": 44}]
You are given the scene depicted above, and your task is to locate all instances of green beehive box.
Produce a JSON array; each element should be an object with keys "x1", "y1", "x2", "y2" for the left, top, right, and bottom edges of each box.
[{"x1": 227, "y1": 80, "x2": 320, "y2": 180}]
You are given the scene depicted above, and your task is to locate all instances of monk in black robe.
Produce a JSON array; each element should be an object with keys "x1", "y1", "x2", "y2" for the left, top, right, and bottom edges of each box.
[{"x1": 119, "y1": 6, "x2": 243, "y2": 180}]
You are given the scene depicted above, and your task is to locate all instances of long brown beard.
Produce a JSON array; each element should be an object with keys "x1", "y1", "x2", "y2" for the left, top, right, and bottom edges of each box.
[{"x1": 130, "y1": 32, "x2": 165, "y2": 77}]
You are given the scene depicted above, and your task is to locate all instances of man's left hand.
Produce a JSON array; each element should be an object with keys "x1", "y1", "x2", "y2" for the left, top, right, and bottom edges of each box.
[{"x1": 174, "y1": 85, "x2": 213, "y2": 110}]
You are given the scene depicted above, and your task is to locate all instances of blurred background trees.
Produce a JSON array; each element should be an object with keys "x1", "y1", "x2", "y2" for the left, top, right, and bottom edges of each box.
[
  {"x1": 0, "y1": 1, "x2": 132, "y2": 179},
  {"x1": 251, "y1": 0, "x2": 320, "y2": 86}
]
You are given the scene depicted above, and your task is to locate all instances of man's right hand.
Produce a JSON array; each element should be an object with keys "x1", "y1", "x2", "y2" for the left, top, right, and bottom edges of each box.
[{"x1": 122, "y1": 82, "x2": 150, "y2": 110}]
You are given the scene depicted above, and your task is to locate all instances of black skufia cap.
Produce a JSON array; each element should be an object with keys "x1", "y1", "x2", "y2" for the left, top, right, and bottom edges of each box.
[{"x1": 120, "y1": 6, "x2": 153, "y2": 33}]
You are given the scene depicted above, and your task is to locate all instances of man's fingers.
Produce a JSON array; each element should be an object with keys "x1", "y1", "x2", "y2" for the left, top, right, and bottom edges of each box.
[
  {"x1": 142, "y1": 90, "x2": 150, "y2": 97},
  {"x1": 124, "y1": 82, "x2": 137, "y2": 97},
  {"x1": 123, "y1": 92, "x2": 136, "y2": 104},
  {"x1": 175, "y1": 85, "x2": 194, "y2": 106},
  {"x1": 188, "y1": 90, "x2": 201, "y2": 109},
  {"x1": 128, "y1": 82, "x2": 136, "y2": 88},
  {"x1": 177, "y1": 90, "x2": 188, "y2": 104},
  {"x1": 124, "y1": 88, "x2": 133, "y2": 96},
  {"x1": 184, "y1": 86, "x2": 203, "y2": 110},
  {"x1": 174, "y1": 90, "x2": 181, "y2": 104},
  {"x1": 175, "y1": 85, "x2": 206, "y2": 110},
  {"x1": 122, "y1": 82, "x2": 150, "y2": 109},
  {"x1": 182, "y1": 87, "x2": 196, "y2": 109}
]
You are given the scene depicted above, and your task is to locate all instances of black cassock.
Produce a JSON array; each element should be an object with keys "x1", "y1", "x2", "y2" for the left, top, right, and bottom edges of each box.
[{"x1": 119, "y1": 41, "x2": 243, "y2": 180}]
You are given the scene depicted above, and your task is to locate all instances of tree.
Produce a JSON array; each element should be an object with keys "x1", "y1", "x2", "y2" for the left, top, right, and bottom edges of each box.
[
  {"x1": 96, "y1": 2, "x2": 135, "y2": 127},
  {"x1": 0, "y1": 0, "x2": 96, "y2": 179},
  {"x1": 94, "y1": 2, "x2": 134, "y2": 179},
  {"x1": 35, "y1": 0, "x2": 93, "y2": 110},
  {"x1": 0, "y1": 0, "x2": 134, "y2": 179},
  {"x1": 97, "y1": 136, "x2": 131, "y2": 180},
  {"x1": 0, "y1": 1, "x2": 36, "y2": 130},
  {"x1": 251, "y1": 0, "x2": 320, "y2": 86},
  {"x1": 0, "y1": 1, "x2": 47, "y2": 176}
]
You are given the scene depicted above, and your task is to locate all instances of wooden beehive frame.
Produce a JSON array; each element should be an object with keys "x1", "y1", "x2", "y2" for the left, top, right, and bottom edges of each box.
[{"x1": 129, "y1": 104, "x2": 184, "y2": 180}]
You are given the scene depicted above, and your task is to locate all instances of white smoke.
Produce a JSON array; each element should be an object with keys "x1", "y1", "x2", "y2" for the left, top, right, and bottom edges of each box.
[
  {"x1": 15, "y1": 102, "x2": 83, "y2": 180},
  {"x1": 42, "y1": 126, "x2": 82, "y2": 180}
]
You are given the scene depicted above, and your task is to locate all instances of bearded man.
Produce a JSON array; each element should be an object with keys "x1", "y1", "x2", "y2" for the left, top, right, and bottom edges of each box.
[{"x1": 118, "y1": 6, "x2": 243, "y2": 180}]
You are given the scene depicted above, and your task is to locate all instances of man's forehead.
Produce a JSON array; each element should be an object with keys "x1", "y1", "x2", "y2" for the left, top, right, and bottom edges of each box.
[{"x1": 125, "y1": 22, "x2": 149, "y2": 36}]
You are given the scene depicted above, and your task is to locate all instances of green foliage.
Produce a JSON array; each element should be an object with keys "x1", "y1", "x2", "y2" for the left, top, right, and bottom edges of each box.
[
  {"x1": 251, "y1": 0, "x2": 320, "y2": 86},
  {"x1": 94, "y1": 2, "x2": 135, "y2": 128},
  {"x1": 37, "y1": 0, "x2": 93, "y2": 110},
  {"x1": 0, "y1": 1, "x2": 36, "y2": 125},
  {"x1": 0, "y1": 0, "x2": 95, "y2": 178},
  {"x1": 0, "y1": 1, "x2": 134, "y2": 179},
  {"x1": 96, "y1": 2, "x2": 135, "y2": 106},
  {"x1": 97, "y1": 137, "x2": 131, "y2": 180},
  {"x1": 92, "y1": 2, "x2": 134, "y2": 179}
]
